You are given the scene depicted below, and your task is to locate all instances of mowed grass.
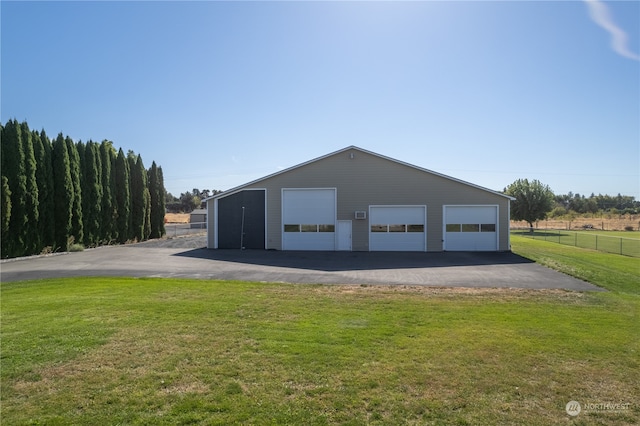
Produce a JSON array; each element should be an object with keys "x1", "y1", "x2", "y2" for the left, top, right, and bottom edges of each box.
[
  {"x1": 510, "y1": 235, "x2": 640, "y2": 294},
  {"x1": 2, "y1": 241, "x2": 639, "y2": 424},
  {"x1": 511, "y1": 229, "x2": 640, "y2": 257},
  {"x1": 517, "y1": 230, "x2": 640, "y2": 239},
  {"x1": 587, "y1": 231, "x2": 640, "y2": 239}
]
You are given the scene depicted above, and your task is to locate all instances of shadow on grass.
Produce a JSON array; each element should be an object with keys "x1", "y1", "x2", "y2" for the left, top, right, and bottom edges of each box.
[{"x1": 172, "y1": 249, "x2": 534, "y2": 272}]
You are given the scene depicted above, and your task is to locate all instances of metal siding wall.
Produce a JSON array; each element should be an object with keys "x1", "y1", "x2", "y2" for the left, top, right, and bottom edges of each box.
[
  {"x1": 218, "y1": 148, "x2": 511, "y2": 251},
  {"x1": 207, "y1": 198, "x2": 216, "y2": 248}
]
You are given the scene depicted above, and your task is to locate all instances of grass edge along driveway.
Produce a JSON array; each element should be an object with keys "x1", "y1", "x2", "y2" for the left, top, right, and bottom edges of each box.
[{"x1": 1, "y1": 236, "x2": 638, "y2": 425}]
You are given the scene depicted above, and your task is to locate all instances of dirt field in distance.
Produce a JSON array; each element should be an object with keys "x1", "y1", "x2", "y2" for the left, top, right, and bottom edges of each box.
[
  {"x1": 166, "y1": 212, "x2": 638, "y2": 230},
  {"x1": 512, "y1": 215, "x2": 640, "y2": 231},
  {"x1": 165, "y1": 213, "x2": 190, "y2": 224}
]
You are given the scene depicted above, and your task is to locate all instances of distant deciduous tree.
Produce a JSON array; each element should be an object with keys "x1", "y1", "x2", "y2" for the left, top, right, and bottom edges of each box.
[
  {"x1": 504, "y1": 179, "x2": 554, "y2": 228},
  {"x1": 177, "y1": 191, "x2": 198, "y2": 212}
]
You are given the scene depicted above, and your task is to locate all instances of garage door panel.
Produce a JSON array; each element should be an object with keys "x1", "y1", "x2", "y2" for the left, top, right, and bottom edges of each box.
[
  {"x1": 217, "y1": 190, "x2": 265, "y2": 249},
  {"x1": 444, "y1": 206, "x2": 497, "y2": 251},
  {"x1": 370, "y1": 233, "x2": 425, "y2": 251},
  {"x1": 283, "y1": 189, "x2": 335, "y2": 224},
  {"x1": 370, "y1": 206, "x2": 424, "y2": 224},
  {"x1": 283, "y1": 233, "x2": 335, "y2": 251},
  {"x1": 282, "y1": 189, "x2": 336, "y2": 251},
  {"x1": 446, "y1": 206, "x2": 496, "y2": 223},
  {"x1": 369, "y1": 206, "x2": 426, "y2": 252},
  {"x1": 445, "y1": 232, "x2": 496, "y2": 251}
]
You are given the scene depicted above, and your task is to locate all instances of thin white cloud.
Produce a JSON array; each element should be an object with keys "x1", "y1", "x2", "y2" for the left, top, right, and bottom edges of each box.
[{"x1": 583, "y1": 0, "x2": 640, "y2": 61}]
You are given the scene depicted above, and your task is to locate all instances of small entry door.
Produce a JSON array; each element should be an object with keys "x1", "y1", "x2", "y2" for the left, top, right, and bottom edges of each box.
[{"x1": 337, "y1": 220, "x2": 352, "y2": 251}]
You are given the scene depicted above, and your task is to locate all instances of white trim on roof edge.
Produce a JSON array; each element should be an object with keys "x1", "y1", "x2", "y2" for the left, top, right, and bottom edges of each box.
[{"x1": 204, "y1": 146, "x2": 515, "y2": 202}]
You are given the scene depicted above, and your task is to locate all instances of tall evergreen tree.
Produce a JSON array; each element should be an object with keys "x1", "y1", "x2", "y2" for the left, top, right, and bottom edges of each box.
[
  {"x1": 1, "y1": 119, "x2": 165, "y2": 256},
  {"x1": 99, "y1": 141, "x2": 116, "y2": 243},
  {"x1": 33, "y1": 130, "x2": 55, "y2": 250},
  {"x1": 66, "y1": 137, "x2": 83, "y2": 245},
  {"x1": 1, "y1": 175, "x2": 11, "y2": 257},
  {"x1": 52, "y1": 133, "x2": 73, "y2": 251},
  {"x1": 140, "y1": 156, "x2": 151, "y2": 241},
  {"x1": 76, "y1": 141, "x2": 86, "y2": 179},
  {"x1": 20, "y1": 122, "x2": 40, "y2": 255},
  {"x1": 148, "y1": 161, "x2": 166, "y2": 239},
  {"x1": 127, "y1": 153, "x2": 138, "y2": 240},
  {"x1": 76, "y1": 140, "x2": 86, "y2": 239},
  {"x1": 157, "y1": 166, "x2": 166, "y2": 235},
  {"x1": 82, "y1": 141, "x2": 103, "y2": 246},
  {"x1": 128, "y1": 153, "x2": 150, "y2": 241},
  {"x1": 147, "y1": 162, "x2": 158, "y2": 237},
  {"x1": 114, "y1": 148, "x2": 131, "y2": 243},
  {"x1": 1, "y1": 120, "x2": 27, "y2": 257}
]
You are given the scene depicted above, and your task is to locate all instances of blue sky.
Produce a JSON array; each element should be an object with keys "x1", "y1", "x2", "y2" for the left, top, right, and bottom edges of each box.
[{"x1": 2, "y1": 1, "x2": 639, "y2": 199}]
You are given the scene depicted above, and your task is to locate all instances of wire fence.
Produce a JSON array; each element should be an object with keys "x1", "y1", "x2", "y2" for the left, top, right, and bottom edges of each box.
[
  {"x1": 165, "y1": 222, "x2": 207, "y2": 238},
  {"x1": 511, "y1": 228, "x2": 640, "y2": 258}
]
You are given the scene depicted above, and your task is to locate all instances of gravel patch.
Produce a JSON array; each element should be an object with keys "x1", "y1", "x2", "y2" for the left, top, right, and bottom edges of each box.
[{"x1": 131, "y1": 235, "x2": 206, "y2": 249}]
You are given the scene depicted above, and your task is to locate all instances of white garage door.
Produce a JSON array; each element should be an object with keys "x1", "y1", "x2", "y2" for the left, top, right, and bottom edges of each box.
[
  {"x1": 369, "y1": 206, "x2": 426, "y2": 251},
  {"x1": 282, "y1": 189, "x2": 336, "y2": 250},
  {"x1": 444, "y1": 205, "x2": 498, "y2": 251}
]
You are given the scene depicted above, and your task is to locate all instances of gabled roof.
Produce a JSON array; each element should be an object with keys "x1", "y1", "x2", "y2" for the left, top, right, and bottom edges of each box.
[{"x1": 205, "y1": 146, "x2": 514, "y2": 201}]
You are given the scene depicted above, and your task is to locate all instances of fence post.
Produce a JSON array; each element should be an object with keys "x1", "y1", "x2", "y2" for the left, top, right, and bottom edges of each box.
[
  {"x1": 620, "y1": 237, "x2": 623, "y2": 255},
  {"x1": 595, "y1": 234, "x2": 598, "y2": 251},
  {"x1": 575, "y1": 232, "x2": 577, "y2": 248}
]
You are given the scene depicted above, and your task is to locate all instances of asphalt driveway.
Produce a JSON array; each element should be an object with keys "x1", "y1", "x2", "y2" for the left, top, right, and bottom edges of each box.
[{"x1": 0, "y1": 236, "x2": 603, "y2": 291}]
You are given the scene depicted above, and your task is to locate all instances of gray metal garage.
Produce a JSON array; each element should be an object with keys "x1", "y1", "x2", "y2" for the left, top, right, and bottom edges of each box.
[{"x1": 206, "y1": 146, "x2": 513, "y2": 252}]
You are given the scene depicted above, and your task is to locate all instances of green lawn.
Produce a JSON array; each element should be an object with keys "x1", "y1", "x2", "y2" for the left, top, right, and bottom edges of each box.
[
  {"x1": 585, "y1": 231, "x2": 640, "y2": 239},
  {"x1": 510, "y1": 235, "x2": 640, "y2": 294},
  {"x1": 516, "y1": 230, "x2": 640, "y2": 239},
  {"x1": 511, "y1": 229, "x2": 640, "y2": 257},
  {"x1": 1, "y1": 240, "x2": 638, "y2": 424}
]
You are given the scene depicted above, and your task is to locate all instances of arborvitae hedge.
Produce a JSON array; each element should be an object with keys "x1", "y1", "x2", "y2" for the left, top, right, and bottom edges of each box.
[
  {"x1": 82, "y1": 141, "x2": 103, "y2": 246},
  {"x1": 52, "y1": 133, "x2": 74, "y2": 251},
  {"x1": 114, "y1": 148, "x2": 131, "y2": 244},
  {"x1": 2, "y1": 120, "x2": 28, "y2": 258},
  {"x1": 148, "y1": 161, "x2": 166, "y2": 239},
  {"x1": 0, "y1": 120, "x2": 166, "y2": 258},
  {"x1": 33, "y1": 130, "x2": 55, "y2": 252}
]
